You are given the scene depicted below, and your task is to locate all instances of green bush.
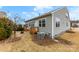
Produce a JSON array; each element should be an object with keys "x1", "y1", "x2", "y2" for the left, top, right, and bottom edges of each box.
[
  {"x1": 0, "y1": 17, "x2": 12, "y2": 40},
  {"x1": 0, "y1": 28, "x2": 7, "y2": 40},
  {"x1": 16, "y1": 24, "x2": 24, "y2": 31},
  {"x1": 5, "y1": 26, "x2": 12, "y2": 38}
]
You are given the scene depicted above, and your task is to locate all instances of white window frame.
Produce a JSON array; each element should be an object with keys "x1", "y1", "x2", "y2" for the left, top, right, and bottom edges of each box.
[
  {"x1": 42, "y1": 18, "x2": 46, "y2": 27},
  {"x1": 39, "y1": 18, "x2": 46, "y2": 27},
  {"x1": 39, "y1": 20, "x2": 42, "y2": 27},
  {"x1": 55, "y1": 17, "x2": 60, "y2": 27},
  {"x1": 65, "y1": 13, "x2": 69, "y2": 18}
]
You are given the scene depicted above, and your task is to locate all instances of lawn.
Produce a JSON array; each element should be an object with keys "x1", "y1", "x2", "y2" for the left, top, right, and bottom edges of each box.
[{"x1": 0, "y1": 28, "x2": 79, "y2": 52}]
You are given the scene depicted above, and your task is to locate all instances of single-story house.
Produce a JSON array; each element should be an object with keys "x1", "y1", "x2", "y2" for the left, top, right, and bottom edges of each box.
[
  {"x1": 71, "y1": 20, "x2": 79, "y2": 27},
  {"x1": 25, "y1": 7, "x2": 70, "y2": 38}
]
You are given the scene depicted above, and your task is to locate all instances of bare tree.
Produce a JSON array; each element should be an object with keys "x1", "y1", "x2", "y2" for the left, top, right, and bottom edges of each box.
[{"x1": 13, "y1": 16, "x2": 19, "y2": 38}]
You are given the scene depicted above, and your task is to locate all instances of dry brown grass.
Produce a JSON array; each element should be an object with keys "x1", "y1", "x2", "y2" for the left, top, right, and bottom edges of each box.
[{"x1": 0, "y1": 28, "x2": 79, "y2": 52}]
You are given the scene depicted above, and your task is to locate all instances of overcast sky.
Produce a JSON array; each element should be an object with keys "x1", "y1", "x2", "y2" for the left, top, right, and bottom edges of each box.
[{"x1": 0, "y1": 6, "x2": 78, "y2": 24}]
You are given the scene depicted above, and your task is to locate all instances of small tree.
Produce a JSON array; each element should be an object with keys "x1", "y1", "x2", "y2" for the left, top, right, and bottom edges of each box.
[{"x1": 0, "y1": 17, "x2": 12, "y2": 40}]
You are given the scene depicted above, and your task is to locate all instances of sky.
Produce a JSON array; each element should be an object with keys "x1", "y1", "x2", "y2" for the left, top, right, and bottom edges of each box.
[{"x1": 0, "y1": 6, "x2": 78, "y2": 24}]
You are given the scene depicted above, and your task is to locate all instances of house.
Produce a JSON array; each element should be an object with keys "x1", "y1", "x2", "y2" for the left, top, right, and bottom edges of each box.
[
  {"x1": 25, "y1": 7, "x2": 70, "y2": 38},
  {"x1": 0, "y1": 11, "x2": 7, "y2": 18},
  {"x1": 71, "y1": 20, "x2": 79, "y2": 27}
]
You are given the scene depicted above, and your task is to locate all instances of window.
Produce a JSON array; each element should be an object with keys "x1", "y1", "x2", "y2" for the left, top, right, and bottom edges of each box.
[
  {"x1": 39, "y1": 20, "x2": 41, "y2": 27},
  {"x1": 65, "y1": 13, "x2": 69, "y2": 18},
  {"x1": 39, "y1": 19, "x2": 46, "y2": 27},
  {"x1": 55, "y1": 17, "x2": 60, "y2": 27},
  {"x1": 42, "y1": 19, "x2": 46, "y2": 27},
  {"x1": 56, "y1": 22, "x2": 60, "y2": 27}
]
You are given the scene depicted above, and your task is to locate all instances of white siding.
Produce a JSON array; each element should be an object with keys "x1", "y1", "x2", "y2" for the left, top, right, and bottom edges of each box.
[
  {"x1": 25, "y1": 7, "x2": 70, "y2": 38},
  {"x1": 37, "y1": 15, "x2": 52, "y2": 36},
  {"x1": 34, "y1": 20, "x2": 39, "y2": 27},
  {"x1": 52, "y1": 8, "x2": 70, "y2": 36},
  {"x1": 25, "y1": 15, "x2": 53, "y2": 37}
]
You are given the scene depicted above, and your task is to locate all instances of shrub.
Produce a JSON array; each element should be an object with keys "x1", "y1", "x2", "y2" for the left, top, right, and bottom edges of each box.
[
  {"x1": 5, "y1": 26, "x2": 12, "y2": 38},
  {"x1": 16, "y1": 24, "x2": 24, "y2": 31},
  {"x1": 0, "y1": 28, "x2": 7, "y2": 40},
  {"x1": 0, "y1": 17, "x2": 12, "y2": 40}
]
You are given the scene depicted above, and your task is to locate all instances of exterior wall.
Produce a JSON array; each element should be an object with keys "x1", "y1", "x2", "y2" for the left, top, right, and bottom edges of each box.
[
  {"x1": 52, "y1": 8, "x2": 70, "y2": 36},
  {"x1": 25, "y1": 15, "x2": 53, "y2": 37},
  {"x1": 25, "y1": 7, "x2": 70, "y2": 38},
  {"x1": 37, "y1": 15, "x2": 52, "y2": 37},
  {"x1": 25, "y1": 20, "x2": 35, "y2": 28}
]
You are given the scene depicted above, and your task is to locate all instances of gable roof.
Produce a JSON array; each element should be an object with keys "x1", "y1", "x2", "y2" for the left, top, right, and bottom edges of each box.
[{"x1": 25, "y1": 7, "x2": 67, "y2": 22}]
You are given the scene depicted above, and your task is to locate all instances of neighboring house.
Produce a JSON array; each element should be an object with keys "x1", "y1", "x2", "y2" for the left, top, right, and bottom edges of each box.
[
  {"x1": 71, "y1": 20, "x2": 79, "y2": 27},
  {"x1": 25, "y1": 7, "x2": 70, "y2": 38},
  {"x1": 0, "y1": 11, "x2": 7, "y2": 18}
]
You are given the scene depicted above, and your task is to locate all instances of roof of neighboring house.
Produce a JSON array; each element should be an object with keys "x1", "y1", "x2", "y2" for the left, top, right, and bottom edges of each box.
[
  {"x1": 25, "y1": 7, "x2": 67, "y2": 23},
  {"x1": 0, "y1": 11, "x2": 6, "y2": 15},
  {"x1": 71, "y1": 20, "x2": 79, "y2": 23},
  {"x1": 0, "y1": 11, "x2": 7, "y2": 18}
]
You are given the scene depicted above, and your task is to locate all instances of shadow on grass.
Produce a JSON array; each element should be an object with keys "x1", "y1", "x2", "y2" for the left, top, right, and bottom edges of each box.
[
  {"x1": 66, "y1": 30, "x2": 75, "y2": 33},
  {"x1": 54, "y1": 37, "x2": 73, "y2": 45},
  {"x1": 0, "y1": 37, "x2": 22, "y2": 44},
  {"x1": 7, "y1": 37, "x2": 22, "y2": 43},
  {"x1": 32, "y1": 35, "x2": 73, "y2": 46}
]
